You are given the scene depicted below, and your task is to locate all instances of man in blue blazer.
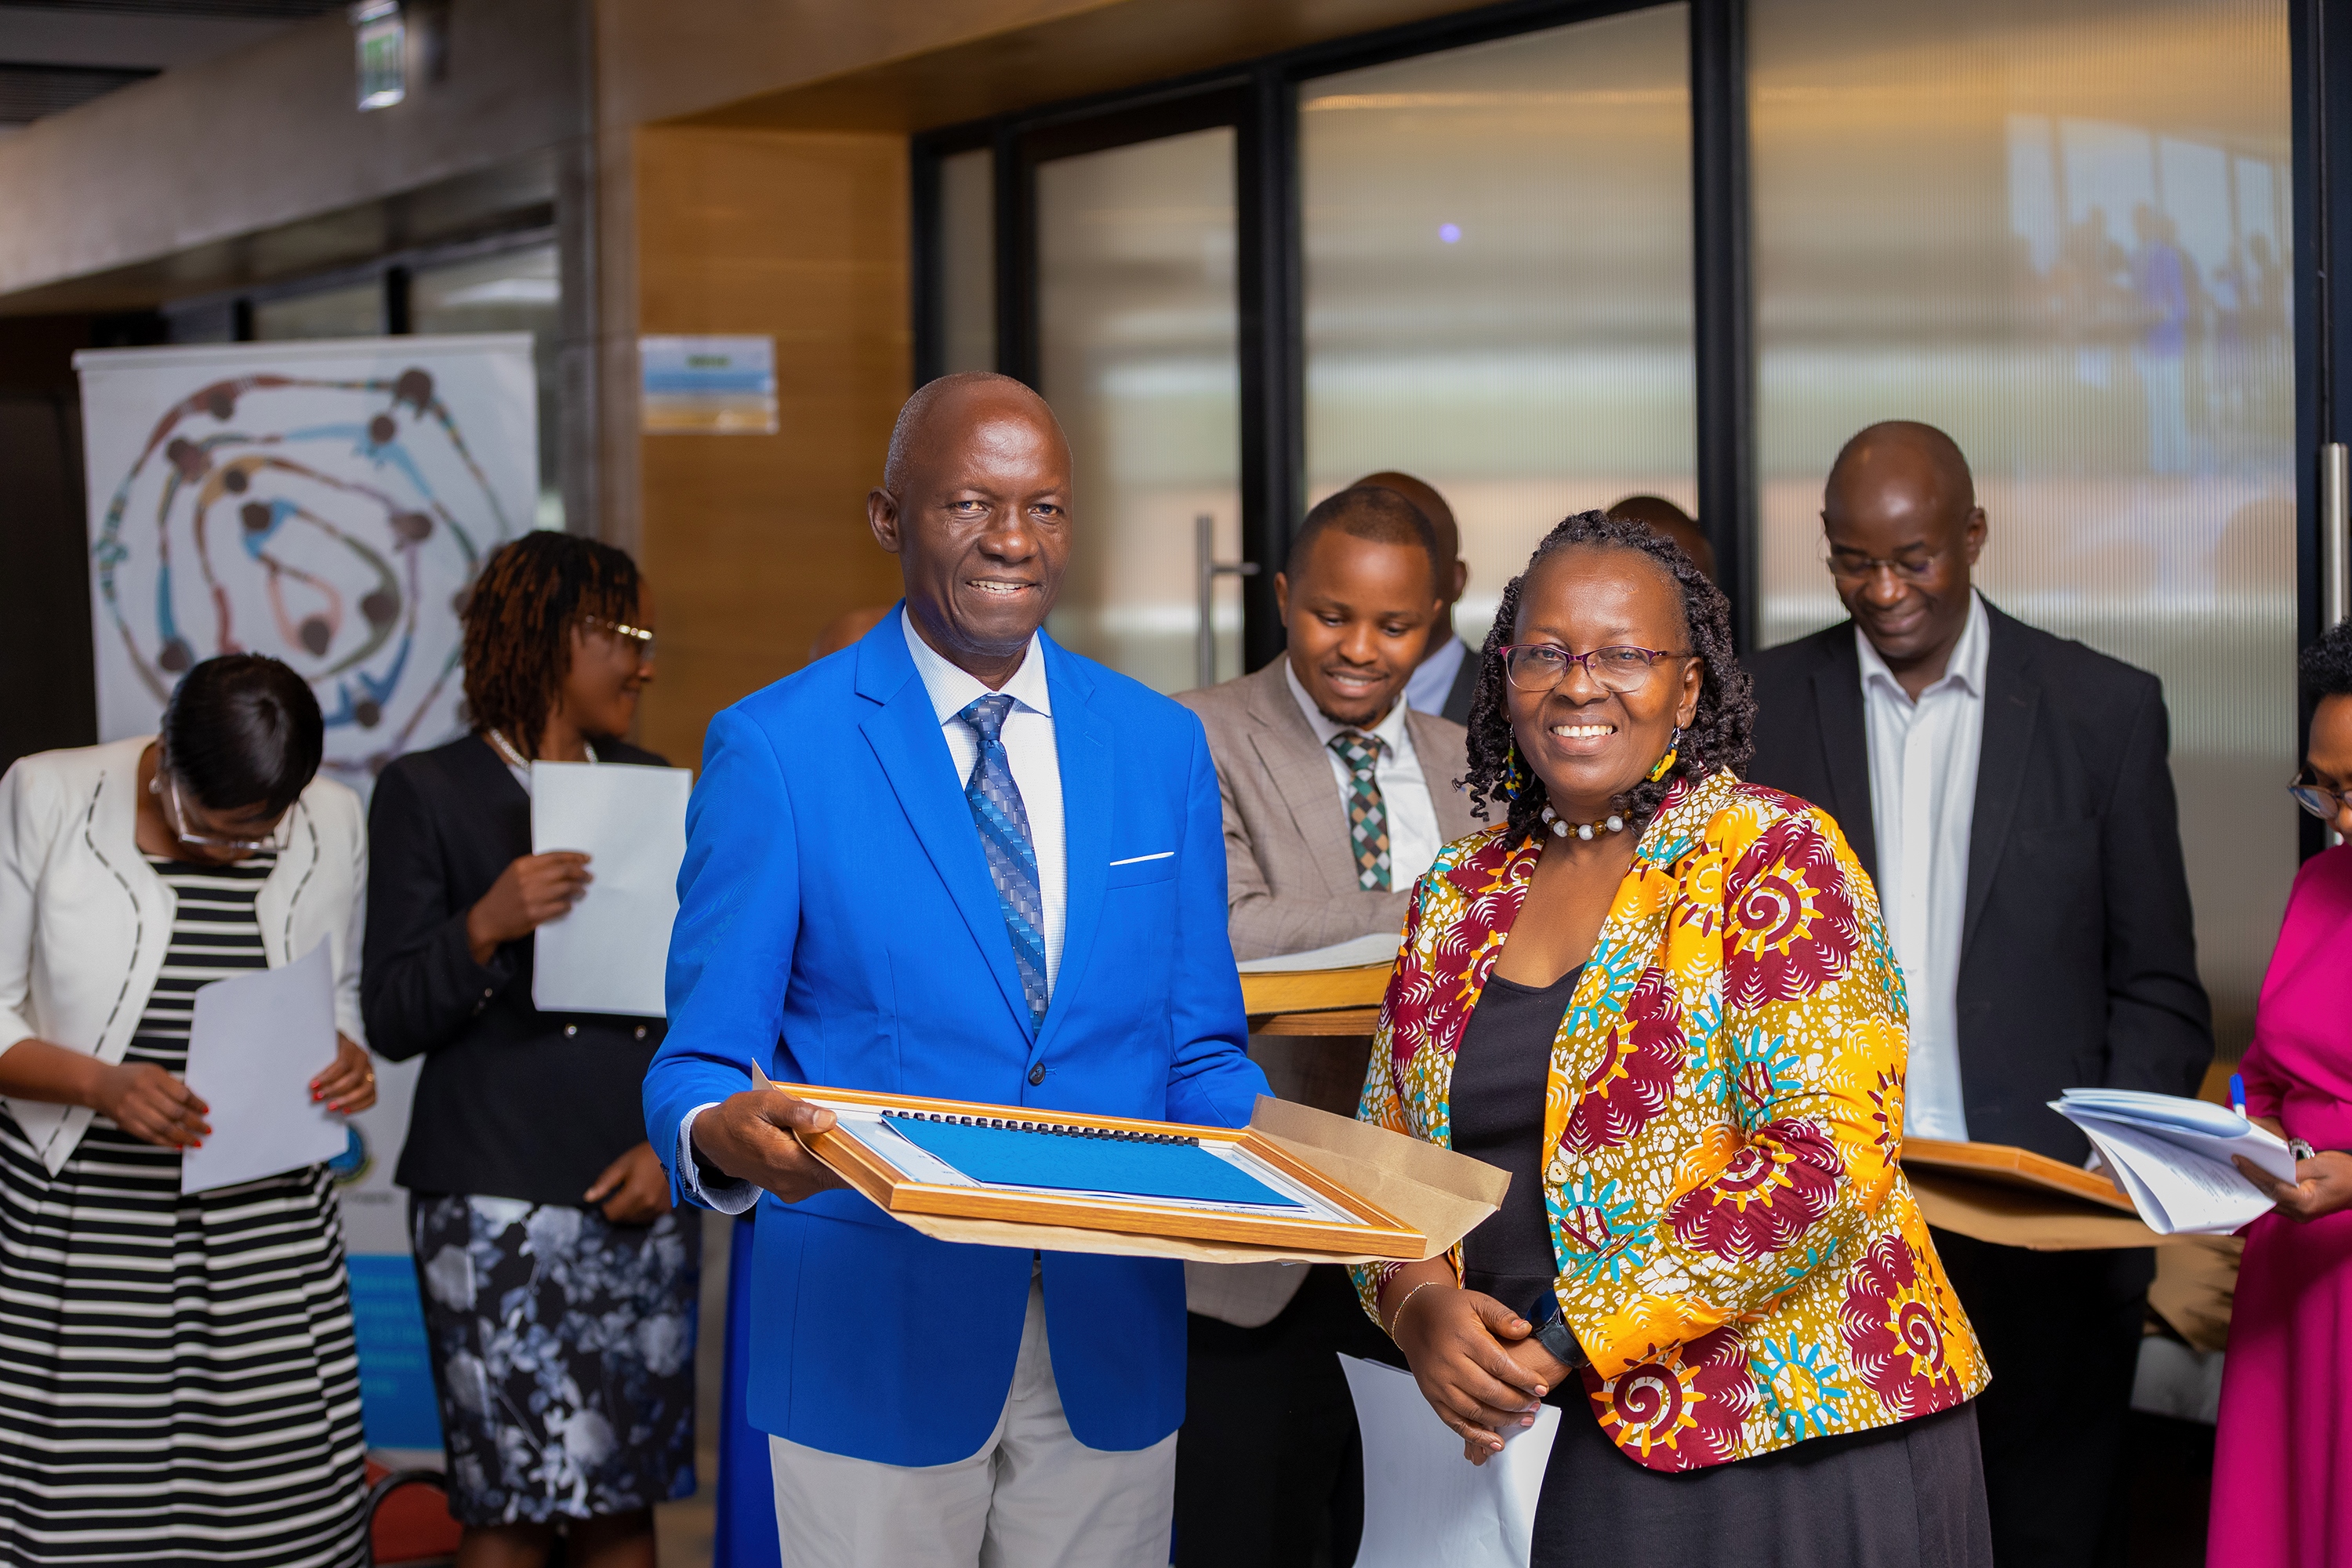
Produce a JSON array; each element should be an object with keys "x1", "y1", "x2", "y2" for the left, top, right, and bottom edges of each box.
[{"x1": 645, "y1": 372, "x2": 1269, "y2": 1566}]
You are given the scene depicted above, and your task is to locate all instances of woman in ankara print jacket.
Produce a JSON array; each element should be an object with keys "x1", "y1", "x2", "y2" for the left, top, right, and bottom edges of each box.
[{"x1": 1352, "y1": 512, "x2": 1991, "y2": 1568}]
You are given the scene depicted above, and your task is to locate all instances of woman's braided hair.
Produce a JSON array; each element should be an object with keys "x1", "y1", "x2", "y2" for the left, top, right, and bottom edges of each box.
[
  {"x1": 1461, "y1": 510, "x2": 1755, "y2": 842},
  {"x1": 460, "y1": 531, "x2": 641, "y2": 760}
]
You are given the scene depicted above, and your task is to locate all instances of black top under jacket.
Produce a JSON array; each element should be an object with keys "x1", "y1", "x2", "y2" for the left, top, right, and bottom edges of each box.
[
  {"x1": 364, "y1": 731, "x2": 669, "y2": 1206},
  {"x1": 1743, "y1": 600, "x2": 2213, "y2": 1163},
  {"x1": 1454, "y1": 966, "x2": 1584, "y2": 1323}
]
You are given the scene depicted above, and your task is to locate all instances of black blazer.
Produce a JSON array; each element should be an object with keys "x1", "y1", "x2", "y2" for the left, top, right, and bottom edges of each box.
[
  {"x1": 363, "y1": 731, "x2": 670, "y2": 1206},
  {"x1": 1744, "y1": 602, "x2": 2212, "y2": 1161}
]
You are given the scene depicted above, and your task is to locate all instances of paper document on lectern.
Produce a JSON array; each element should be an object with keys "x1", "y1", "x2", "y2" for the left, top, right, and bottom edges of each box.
[{"x1": 760, "y1": 1068, "x2": 1506, "y2": 1266}]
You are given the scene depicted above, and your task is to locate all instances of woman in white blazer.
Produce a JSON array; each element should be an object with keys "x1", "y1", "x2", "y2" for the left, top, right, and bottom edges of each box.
[{"x1": 0, "y1": 655, "x2": 379, "y2": 1568}]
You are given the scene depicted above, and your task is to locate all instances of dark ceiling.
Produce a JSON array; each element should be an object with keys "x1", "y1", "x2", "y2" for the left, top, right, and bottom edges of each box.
[{"x1": 0, "y1": 0, "x2": 345, "y2": 126}]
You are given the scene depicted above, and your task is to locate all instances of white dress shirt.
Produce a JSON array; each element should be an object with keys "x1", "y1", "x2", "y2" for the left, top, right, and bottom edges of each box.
[
  {"x1": 1403, "y1": 633, "x2": 1468, "y2": 717},
  {"x1": 898, "y1": 608, "x2": 1068, "y2": 990},
  {"x1": 1860, "y1": 590, "x2": 1990, "y2": 1142},
  {"x1": 677, "y1": 610, "x2": 1069, "y2": 1211},
  {"x1": 1286, "y1": 660, "x2": 1442, "y2": 890}
]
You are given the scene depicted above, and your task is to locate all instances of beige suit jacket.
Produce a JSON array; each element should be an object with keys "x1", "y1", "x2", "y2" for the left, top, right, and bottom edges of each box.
[{"x1": 1175, "y1": 660, "x2": 1483, "y2": 965}]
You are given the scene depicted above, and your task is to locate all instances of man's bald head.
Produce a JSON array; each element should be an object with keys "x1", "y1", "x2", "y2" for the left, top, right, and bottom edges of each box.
[
  {"x1": 1825, "y1": 420, "x2": 1976, "y2": 524},
  {"x1": 884, "y1": 372, "x2": 1065, "y2": 495},
  {"x1": 1820, "y1": 419, "x2": 1986, "y2": 691},
  {"x1": 867, "y1": 372, "x2": 1074, "y2": 688},
  {"x1": 1606, "y1": 493, "x2": 1715, "y2": 583}
]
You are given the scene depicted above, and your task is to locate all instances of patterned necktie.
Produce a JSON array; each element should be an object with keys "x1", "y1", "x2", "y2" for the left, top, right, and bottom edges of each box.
[
  {"x1": 1328, "y1": 729, "x2": 1391, "y2": 891},
  {"x1": 957, "y1": 694, "x2": 1049, "y2": 1026}
]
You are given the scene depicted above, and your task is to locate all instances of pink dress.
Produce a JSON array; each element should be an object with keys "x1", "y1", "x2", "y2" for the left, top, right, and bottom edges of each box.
[{"x1": 2209, "y1": 845, "x2": 2352, "y2": 1568}]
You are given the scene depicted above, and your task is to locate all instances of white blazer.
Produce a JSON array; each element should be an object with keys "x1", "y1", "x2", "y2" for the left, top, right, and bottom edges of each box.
[{"x1": 0, "y1": 735, "x2": 368, "y2": 1174}]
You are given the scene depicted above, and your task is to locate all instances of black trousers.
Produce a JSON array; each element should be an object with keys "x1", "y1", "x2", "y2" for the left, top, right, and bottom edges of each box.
[
  {"x1": 1931, "y1": 1231, "x2": 2151, "y2": 1568},
  {"x1": 1173, "y1": 1264, "x2": 1404, "y2": 1568}
]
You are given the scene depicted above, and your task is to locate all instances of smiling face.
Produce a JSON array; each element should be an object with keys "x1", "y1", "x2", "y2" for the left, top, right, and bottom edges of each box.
[
  {"x1": 868, "y1": 381, "x2": 1073, "y2": 686},
  {"x1": 1276, "y1": 527, "x2": 1440, "y2": 728},
  {"x1": 557, "y1": 581, "x2": 655, "y2": 739},
  {"x1": 1821, "y1": 430, "x2": 1986, "y2": 681},
  {"x1": 1508, "y1": 546, "x2": 1702, "y2": 822}
]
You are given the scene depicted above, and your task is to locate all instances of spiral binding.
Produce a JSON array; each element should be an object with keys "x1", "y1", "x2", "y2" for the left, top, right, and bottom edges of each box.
[{"x1": 884, "y1": 1110, "x2": 1200, "y2": 1146}]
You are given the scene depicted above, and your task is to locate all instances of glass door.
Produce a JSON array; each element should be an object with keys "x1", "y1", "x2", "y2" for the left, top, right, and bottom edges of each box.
[
  {"x1": 1025, "y1": 112, "x2": 1245, "y2": 694},
  {"x1": 1298, "y1": 5, "x2": 1699, "y2": 652},
  {"x1": 1748, "y1": 0, "x2": 2296, "y2": 1052}
]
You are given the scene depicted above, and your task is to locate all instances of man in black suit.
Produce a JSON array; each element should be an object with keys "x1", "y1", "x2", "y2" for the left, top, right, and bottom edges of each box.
[{"x1": 1744, "y1": 421, "x2": 2212, "y2": 1568}]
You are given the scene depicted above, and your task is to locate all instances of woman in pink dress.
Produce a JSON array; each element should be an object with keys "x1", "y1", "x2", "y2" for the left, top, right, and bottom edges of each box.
[{"x1": 2209, "y1": 622, "x2": 2352, "y2": 1568}]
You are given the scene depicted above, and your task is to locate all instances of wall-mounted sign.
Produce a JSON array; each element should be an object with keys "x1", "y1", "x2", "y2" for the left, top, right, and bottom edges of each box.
[
  {"x1": 351, "y1": 0, "x2": 405, "y2": 111},
  {"x1": 639, "y1": 335, "x2": 779, "y2": 434}
]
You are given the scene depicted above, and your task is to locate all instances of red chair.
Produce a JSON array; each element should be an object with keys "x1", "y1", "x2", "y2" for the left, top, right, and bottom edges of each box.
[{"x1": 364, "y1": 1460, "x2": 463, "y2": 1567}]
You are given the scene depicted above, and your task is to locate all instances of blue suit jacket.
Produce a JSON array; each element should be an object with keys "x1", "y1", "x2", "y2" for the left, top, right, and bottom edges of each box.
[{"x1": 646, "y1": 609, "x2": 1268, "y2": 1466}]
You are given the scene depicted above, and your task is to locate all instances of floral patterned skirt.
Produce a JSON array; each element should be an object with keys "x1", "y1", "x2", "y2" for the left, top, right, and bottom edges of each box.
[{"x1": 409, "y1": 1194, "x2": 701, "y2": 1526}]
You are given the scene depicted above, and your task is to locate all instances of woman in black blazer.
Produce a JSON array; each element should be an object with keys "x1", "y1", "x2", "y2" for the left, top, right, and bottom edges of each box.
[{"x1": 364, "y1": 533, "x2": 692, "y2": 1568}]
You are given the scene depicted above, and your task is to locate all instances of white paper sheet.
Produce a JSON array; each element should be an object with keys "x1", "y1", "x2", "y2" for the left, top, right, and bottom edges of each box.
[
  {"x1": 1235, "y1": 931, "x2": 1402, "y2": 974},
  {"x1": 2065, "y1": 1118, "x2": 2273, "y2": 1235},
  {"x1": 180, "y1": 940, "x2": 347, "y2": 1194},
  {"x1": 1341, "y1": 1353, "x2": 1559, "y2": 1568},
  {"x1": 531, "y1": 760, "x2": 691, "y2": 1017},
  {"x1": 2051, "y1": 1092, "x2": 2288, "y2": 1236}
]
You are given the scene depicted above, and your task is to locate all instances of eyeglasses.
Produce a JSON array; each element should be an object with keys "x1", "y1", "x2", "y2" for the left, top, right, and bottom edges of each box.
[
  {"x1": 161, "y1": 771, "x2": 292, "y2": 853},
  {"x1": 582, "y1": 615, "x2": 656, "y2": 666},
  {"x1": 1500, "y1": 644, "x2": 1690, "y2": 695},
  {"x1": 2289, "y1": 773, "x2": 2352, "y2": 820},
  {"x1": 1820, "y1": 540, "x2": 1944, "y2": 585}
]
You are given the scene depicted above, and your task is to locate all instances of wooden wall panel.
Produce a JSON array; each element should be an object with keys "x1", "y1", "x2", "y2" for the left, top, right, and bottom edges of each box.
[{"x1": 632, "y1": 125, "x2": 909, "y2": 768}]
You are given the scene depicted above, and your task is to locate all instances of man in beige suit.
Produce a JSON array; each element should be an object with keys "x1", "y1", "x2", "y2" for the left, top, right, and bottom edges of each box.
[
  {"x1": 1170, "y1": 485, "x2": 1480, "y2": 1568},
  {"x1": 1179, "y1": 488, "x2": 1483, "y2": 964}
]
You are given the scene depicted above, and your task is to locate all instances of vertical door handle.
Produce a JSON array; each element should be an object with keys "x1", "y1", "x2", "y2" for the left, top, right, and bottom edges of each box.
[
  {"x1": 1196, "y1": 513, "x2": 1258, "y2": 689},
  {"x1": 2325, "y1": 442, "x2": 2350, "y2": 630}
]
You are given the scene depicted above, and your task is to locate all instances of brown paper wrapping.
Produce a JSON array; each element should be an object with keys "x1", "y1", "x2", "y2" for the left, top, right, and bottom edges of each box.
[
  {"x1": 861, "y1": 1095, "x2": 1508, "y2": 1265},
  {"x1": 1906, "y1": 1169, "x2": 2180, "y2": 1250}
]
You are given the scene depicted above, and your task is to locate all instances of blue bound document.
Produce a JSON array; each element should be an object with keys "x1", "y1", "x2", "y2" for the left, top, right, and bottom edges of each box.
[{"x1": 882, "y1": 1114, "x2": 1306, "y2": 1210}]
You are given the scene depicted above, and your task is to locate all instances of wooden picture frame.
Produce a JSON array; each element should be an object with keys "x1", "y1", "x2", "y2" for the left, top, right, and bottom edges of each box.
[{"x1": 780, "y1": 1083, "x2": 1427, "y2": 1259}]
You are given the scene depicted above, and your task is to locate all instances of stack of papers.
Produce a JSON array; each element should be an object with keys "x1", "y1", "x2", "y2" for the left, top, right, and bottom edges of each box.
[
  {"x1": 2051, "y1": 1089, "x2": 2296, "y2": 1235},
  {"x1": 1234, "y1": 931, "x2": 1400, "y2": 975}
]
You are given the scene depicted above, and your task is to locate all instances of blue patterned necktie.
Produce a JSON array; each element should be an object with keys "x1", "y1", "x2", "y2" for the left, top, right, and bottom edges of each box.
[{"x1": 956, "y1": 694, "x2": 1049, "y2": 1027}]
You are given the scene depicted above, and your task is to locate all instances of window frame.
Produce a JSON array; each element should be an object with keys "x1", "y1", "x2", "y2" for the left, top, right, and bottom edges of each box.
[{"x1": 916, "y1": 0, "x2": 2339, "y2": 690}]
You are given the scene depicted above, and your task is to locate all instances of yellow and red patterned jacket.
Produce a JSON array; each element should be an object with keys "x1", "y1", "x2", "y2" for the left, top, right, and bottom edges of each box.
[{"x1": 1351, "y1": 768, "x2": 1987, "y2": 1472}]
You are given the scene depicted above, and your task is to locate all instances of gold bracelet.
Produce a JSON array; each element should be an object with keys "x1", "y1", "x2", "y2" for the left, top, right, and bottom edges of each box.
[{"x1": 1385, "y1": 1278, "x2": 1448, "y2": 1340}]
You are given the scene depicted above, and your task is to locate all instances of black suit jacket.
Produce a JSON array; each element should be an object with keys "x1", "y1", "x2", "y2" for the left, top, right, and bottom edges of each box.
[
  {"x1": 1439, "y1": 643, "x2": 1479, "y2": 727},
  {"x1": 1744, "y1": 602, "x2": 2212, "y2": 1161},
  {"x1": 363, "y1": 731, "x2": 670, "y2": 1206}
]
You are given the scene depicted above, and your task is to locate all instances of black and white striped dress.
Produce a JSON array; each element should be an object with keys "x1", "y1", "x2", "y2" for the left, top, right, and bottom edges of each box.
[{"x1": 0, "y1": 854, "x2": 368, "y2": 1567}]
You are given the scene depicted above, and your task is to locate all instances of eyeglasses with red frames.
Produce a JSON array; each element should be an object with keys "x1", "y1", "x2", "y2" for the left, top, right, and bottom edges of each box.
[{"x1": 1500, "y1": 643, "x2": 1690, "y2": 695}]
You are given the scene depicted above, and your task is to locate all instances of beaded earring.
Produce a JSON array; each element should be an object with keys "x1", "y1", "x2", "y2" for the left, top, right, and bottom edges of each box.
[
  {"x1": 1501, "y1": 740, "x2": 1530, "y2": 803},
  {"x1": 1646, "y1": 725, "x2": 1684, "y2": 784}
]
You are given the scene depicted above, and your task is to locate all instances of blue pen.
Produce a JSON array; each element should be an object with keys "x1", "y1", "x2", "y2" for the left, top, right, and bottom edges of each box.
[{"x1": 2230, "y1": 1073, "x2": 2247, "y2": 1120}]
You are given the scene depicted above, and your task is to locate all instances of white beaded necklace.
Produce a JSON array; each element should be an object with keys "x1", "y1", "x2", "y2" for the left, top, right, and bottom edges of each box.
[
  {"x1": 486, "y1": 729, "x2": 597, "y2": 796},
  {"x1": 1540, "y1": 804, "x2": 1625, "y2": 841}
]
